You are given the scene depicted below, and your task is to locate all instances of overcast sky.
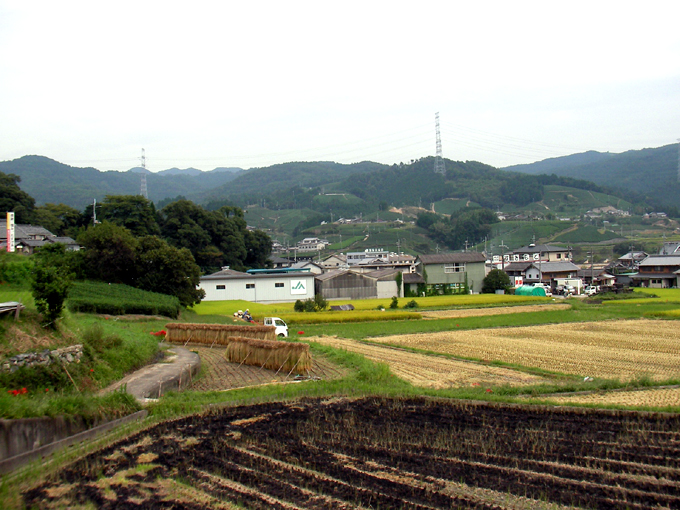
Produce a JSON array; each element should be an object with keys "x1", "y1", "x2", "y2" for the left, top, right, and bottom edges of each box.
[{"x1": 1, "y1": 1, "x2": 679, "y2": 172}]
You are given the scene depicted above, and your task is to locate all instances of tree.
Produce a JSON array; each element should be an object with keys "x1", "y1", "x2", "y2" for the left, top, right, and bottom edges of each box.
[
  {"x1": 33, "y1": 203, "x2": 81, "y2": 237},
  {"x1": 31, "y1": 244, "x2": 73, "y2": 328},
  {"x1": 98, "y1": 195, "x2": 160, "y2": 237},
  {"x1": 481, "y1": 269, "x2": 512, "y2": 294},
  {"x1": 395, "y1": 272, "x2": 402, "y2": 298},
  {"x1": 134, "y1": 236, "x2": 205, "y2": 307},
  {"x1": 77, "y1": 222, "x2": 138, "y2": 285},
  {"x1": 0, "y1": 172, "x2": 35, "y2": 223}
]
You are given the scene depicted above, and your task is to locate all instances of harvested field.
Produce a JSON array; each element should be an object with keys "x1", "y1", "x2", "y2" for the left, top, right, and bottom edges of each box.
[
  {"x1": 24, "y1": 397, "x2": 680, "y2": 509},
  {"x1": 188, "y1": 345, "x2": 348, "y2": 392},
  {"x1": 371, "y1": 319, "x2": 680, "y2": 381},
  {"x1": 310, "y1": 336, "x2": 547, "y2": 388},
  {"x1": 545, "y1": 386, "x2": 680, "y2": 407},
  {"x1": 421, "y1": 303, "x2": 569, "y2": 319}
]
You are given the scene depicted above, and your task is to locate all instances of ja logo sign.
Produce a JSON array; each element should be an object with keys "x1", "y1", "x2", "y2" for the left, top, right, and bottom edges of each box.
[{"x1": 290, "y1": 279, "x2": 306, "y2": 295}]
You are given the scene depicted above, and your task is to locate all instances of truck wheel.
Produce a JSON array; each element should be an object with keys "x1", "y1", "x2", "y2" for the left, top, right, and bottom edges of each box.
[{"x1": 278, "y1": 333, "x2": 284, "y2": 338}]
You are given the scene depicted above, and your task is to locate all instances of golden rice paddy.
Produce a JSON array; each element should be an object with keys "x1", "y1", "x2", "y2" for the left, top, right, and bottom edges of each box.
[
  {"x1": 308, "y1": 336, "x2": 547, "y2": 389},
  {"x1": 370, "y1": 319, "x2": 680, "y2": 381}
]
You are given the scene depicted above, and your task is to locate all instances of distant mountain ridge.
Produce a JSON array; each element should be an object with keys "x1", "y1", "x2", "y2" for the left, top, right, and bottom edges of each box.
[{"x1": 503, "y1": 144, "x2": 679, "y2": 207}]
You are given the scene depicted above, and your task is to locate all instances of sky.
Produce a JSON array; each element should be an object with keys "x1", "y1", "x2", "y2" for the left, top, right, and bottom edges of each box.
[{"x1": 1, "y1": 1, "x2": 679, "y2": 173}]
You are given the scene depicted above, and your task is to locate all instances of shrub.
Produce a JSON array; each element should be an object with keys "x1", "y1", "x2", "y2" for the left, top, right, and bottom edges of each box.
[
  {"x1": 294, "y1": 299, "x2": 304, "y2": 312},
  {"x1": 67, "y1": 281, "x2": 181, "y2": 318},
  {"x1": 390, "y1": 296, "x2": 399, "y2": 309},
  {"x1": 313, "y1": 293, "x2": 328, "y2": 312},
  {"x1": 404, "y1": 299, "x2": 418, "y2": 309}
]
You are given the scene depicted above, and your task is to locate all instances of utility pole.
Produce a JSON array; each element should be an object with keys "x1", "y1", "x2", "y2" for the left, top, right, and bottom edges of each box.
[
  {"x1": 499, "y1": 240, "x2": 508, "y2": 271},
  {"x1": 434, "y1": 112, "x2": 446, "y2": 174},
  {"x1": 140, "y1": 148, "x2": 148, "y2": 199},
  {"x1": 92, "y1": 198, "x2": 98, "y2": 226}
]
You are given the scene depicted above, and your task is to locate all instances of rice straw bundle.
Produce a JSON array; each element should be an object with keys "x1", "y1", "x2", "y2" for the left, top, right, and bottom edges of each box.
[
  {"x1": 225, "y1": 336, "x2": 312, "y2": 375},
  {"x1": 165, "y1": 323, "x2": 276, "y2": 345}
]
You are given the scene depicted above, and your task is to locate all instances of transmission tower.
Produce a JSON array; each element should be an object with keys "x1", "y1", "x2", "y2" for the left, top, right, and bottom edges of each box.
[
  {"x1": 434, "y1": 112, "x2": 446, "y2": 174},
  {"x1": 140, "y1": 148, "x2": 148, "y2": 199}
]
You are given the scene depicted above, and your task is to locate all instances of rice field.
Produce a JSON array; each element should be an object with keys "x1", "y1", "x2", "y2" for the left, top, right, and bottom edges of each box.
[
  {"x1": 421, "y1": 303, "x2": 570, "y2": 319},
  {"x1": 309, "y1": 336, "x2": 547, "y2": 389},
  {"x1": 370, "y1": 319, "x2": 680, "y2": 381},
  {"x1": 543, "y1": 386, "x2": 680, "y2": 407}
]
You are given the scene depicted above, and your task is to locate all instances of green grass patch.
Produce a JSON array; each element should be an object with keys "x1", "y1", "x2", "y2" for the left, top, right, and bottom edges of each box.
[{"x1": 68, "y1": 280, "x2": 181, "y2": 318}]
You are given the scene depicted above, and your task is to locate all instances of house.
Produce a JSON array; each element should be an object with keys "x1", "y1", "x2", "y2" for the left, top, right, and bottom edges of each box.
[
  {"x1": 346, "y1": 248, "x2": 389, "y2": 266},
  {"x1": 199, "y1": 267, "x2": 315, "y2": 302},
  {"x1": 0, "y1": 221, "x2": 80, "y2": 254},
  {"x1": 415, "y1": 252, "x2": 486, "y2": 294},
  {"x1": 296, "y1": 237, "x2": 326, "y2": 252},
  {"x1": 321, "y1": 253, "x2": 348, "y2": 270},
  {"x1": 503, "y1": 260, "x2": 581, "y2": 287},
  {"x1": 290, "y1": 260, "x2": 324, "y2": 275},
  {"x1": 506, "y1": 243, "x2": 571, "y2": 264},
  {"x1": 632, "y1": 255, "x2": 680, "y2": 288}
]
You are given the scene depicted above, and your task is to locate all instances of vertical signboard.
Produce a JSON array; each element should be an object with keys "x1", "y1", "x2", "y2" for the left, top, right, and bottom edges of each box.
[{"x1": 6, "y1": 212, "x2": 14, "y2": 252}]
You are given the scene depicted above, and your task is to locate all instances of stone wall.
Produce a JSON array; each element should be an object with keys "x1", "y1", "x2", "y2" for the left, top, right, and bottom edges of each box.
[{"x1": 2, "y1": 345, "x2": 83, "y2": 373}]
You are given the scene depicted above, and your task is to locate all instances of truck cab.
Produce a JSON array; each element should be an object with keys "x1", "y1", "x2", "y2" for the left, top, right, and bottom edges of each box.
[{"x1": 264, "y1": 317, "x2": 289, "y2": 337}]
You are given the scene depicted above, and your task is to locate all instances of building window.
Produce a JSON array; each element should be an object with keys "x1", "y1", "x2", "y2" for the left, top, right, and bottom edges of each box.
[
  {"x1": 275, "y1": 282, "x2": 284, "y2": 288},
  {"x1": 216, "y1": 285, "x2": 225, "y2": 290},
  {"x1": 444, "y1": 263, "x2": 465, "y2": 273},
  {"x1": 246, "y1": 284, "x2": 255, "y2": 289},
  {"x1": 556, "y1": 253, "x2": 562, "y2": 259}
]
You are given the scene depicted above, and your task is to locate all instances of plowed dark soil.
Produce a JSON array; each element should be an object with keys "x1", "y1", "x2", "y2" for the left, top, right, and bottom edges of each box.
[{"x1": 24, "y1": 397, "x2": 680, "y2": 509}]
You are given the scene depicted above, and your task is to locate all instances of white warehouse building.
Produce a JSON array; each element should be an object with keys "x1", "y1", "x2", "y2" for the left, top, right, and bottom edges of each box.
[{"x1": 199, "y1": 267, "x2": 316, "y2": 303}]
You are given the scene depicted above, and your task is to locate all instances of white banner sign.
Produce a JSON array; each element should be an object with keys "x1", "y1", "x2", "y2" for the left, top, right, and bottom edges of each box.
[
  {"x1": 6, "y1": 212, "x2": 14, "y2": 252},
  {"x1": 290, "y1": 279, "x2": 307, "y2": 295}
]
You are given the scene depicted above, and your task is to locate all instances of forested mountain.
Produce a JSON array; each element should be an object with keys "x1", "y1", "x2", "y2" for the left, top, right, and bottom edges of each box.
[
  {"x1": 0, "y1": 156, "x2": 243, "y2": 208},
  {"x1": 503, "y1": 144, "x2": 679, "y2": 208}
]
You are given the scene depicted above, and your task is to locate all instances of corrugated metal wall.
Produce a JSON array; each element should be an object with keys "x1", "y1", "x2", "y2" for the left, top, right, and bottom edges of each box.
[{"x1": 317, "y1": 272, "x2": 378, "y2": 300}]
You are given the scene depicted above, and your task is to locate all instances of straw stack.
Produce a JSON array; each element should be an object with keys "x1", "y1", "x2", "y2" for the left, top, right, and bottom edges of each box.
[
  {"x1": 164, "y1": 323, "x2": 276, "y2": 345},
  {"x1": 225, "y1": 336, "x2": 312, "y2": 375}
]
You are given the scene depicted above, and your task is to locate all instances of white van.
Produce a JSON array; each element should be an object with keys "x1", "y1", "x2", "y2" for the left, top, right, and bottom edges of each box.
[{"x1": 264, "y1": 317, "x2": 289, "y2": 337}]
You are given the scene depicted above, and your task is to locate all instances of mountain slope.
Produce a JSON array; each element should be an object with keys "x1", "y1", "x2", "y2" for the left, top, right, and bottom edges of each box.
[{"x1": 503, "y1": 144, "x2": 678, "y2": 207}]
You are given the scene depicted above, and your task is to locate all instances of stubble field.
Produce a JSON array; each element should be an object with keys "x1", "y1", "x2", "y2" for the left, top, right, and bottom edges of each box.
[
  {"x1": 370, "y1": 319, "x2": 680, "y2": 381},
  {"x1": 24, "y1": 397, "x2": 680, "y2": 509}
]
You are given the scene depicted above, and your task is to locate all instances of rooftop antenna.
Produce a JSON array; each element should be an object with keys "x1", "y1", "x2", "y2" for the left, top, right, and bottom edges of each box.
[
  {"x1": 434, "y1": 112, "x2": 446, "y2": 174},
  {"x1": 140, "y1": 148, "x2": 148, "y2": 199}
]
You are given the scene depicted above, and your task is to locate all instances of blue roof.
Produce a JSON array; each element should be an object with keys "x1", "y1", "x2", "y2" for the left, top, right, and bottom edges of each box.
[{"x1": 245, "y1": 268, "x2": 311, "y2": 274}]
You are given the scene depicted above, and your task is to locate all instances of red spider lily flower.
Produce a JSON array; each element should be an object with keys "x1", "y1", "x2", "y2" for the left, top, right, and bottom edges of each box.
[
  {"x1": 45, "y1": 388, "x2": 49, "y2": 392},
  {"x1": 90, "y1": 369, "x2": 95, "y2": 372},
  {"x1": 297, "y1": 331, "x2": 304, "y2": 335},
  {"x1": 486, "y1": 389, "x2": 493, "y2": 393},
  {"x1": 20, "y1": 388, "x2": 27, "y2": 394}
]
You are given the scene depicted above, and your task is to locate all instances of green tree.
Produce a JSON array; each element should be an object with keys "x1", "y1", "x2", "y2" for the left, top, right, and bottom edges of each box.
[
  {"x1": 0, "y1": 172, "x2": 35, "y2": 223},
  {"x1": 31, "y1": 244, "x2": 73, "y2": 328},
  {"x1": 481, "y1": 269, "x2": 512, "y2": 294},
  {"x1": 135, "y1": 236, "x2": 205, "y2": 307},
  {"x1": 33, "y1": 203, "x2": 81, "y2": 237},
  {"x1": 77, "y1": 222, "x2": 138, "y2": 285},
  {"x1": 395, "y1": 271, "x2": 402, "y2": 298},
  {"x1": 98, "y1": 195, "x2": 160, "y2": 237}
]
